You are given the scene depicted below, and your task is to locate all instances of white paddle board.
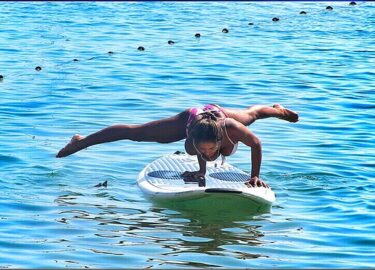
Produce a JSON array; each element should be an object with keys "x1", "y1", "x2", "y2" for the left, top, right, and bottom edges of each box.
[{"x1": 137, "y1": 152, "x2": 276, "y2": 207}]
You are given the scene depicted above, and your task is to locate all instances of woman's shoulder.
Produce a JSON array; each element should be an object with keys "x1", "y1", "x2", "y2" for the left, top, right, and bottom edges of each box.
[
  {"x1": 184, "y1": 136, "x2": 197, "y2": 155},
  {"x1": 223, "y1": 118, "x2": 249, "y2": 139},
  {"x1": 223, "y1": 117, "x2": 243, "y2": 129}
]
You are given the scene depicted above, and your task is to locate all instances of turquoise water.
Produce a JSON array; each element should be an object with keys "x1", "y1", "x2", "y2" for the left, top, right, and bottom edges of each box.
[{"x1": 1, "y1": 1, "x2": 374, "y2": 268}]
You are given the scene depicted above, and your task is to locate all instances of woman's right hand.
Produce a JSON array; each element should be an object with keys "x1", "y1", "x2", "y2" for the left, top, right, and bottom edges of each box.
[
  {"x1": 181, "y1": 171, "x2": 205, "y2": 182},
  {"x1": 245, "y1": 176, "x2": 269, "y2": 188}
]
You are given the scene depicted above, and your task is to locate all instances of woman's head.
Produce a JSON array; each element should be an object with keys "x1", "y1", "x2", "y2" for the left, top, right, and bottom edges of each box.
[
  {"x1": 190, "y1": 112, "x2": 223, "y2": 143},
  {"x1": 190, "y1": 111, "x2": 223, "y2": 159}
]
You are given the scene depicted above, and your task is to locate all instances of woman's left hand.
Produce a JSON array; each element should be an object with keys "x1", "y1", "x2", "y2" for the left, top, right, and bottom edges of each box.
[
  {"x1": 181, "y1": 171, "x2": 205, "y2": 182},
  {"x1": 245, "y1": 176, "x2": 269, "y2": 188}
]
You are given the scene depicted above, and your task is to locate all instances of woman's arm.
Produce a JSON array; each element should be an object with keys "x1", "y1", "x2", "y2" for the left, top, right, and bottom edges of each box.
[
  {"x1": 230, "y1": 120, "x2": 262, "y2": 178},
  {"x1": 197, "y1": 154, "x2": 207, "y2": 175},
  {"x1": 182, "y1": 136, "x2": 207, "y2": 183},
  {"x1": 228, "y1": 119, "x2": 268, "y2": 188}
]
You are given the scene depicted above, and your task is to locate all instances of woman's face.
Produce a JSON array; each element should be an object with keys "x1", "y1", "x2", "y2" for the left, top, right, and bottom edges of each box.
[{"x1": 195, "y1": 141, "x2": 220, "y2": 159}]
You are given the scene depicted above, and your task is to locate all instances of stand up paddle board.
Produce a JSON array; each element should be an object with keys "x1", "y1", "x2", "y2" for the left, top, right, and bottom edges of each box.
[{"x1": 137, "y1": 152, "x2": 276, "y2": 207}]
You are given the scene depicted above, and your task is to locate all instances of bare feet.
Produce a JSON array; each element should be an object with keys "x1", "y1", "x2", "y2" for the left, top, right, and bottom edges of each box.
[
  {"x1": 56, "y1": 134, "x2": 85, "y2": 158},
  {"x1": 273, "y1": 104, "x2": 299, "y2": 123}
]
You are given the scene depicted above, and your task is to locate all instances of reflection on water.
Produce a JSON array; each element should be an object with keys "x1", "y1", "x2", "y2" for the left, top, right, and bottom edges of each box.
[
  {"x1": 151, "y1": 196, "x2": 269, "y2": 257},
  {"x1": 55, "y1": 191, "x2": 270, "y2": 267}
]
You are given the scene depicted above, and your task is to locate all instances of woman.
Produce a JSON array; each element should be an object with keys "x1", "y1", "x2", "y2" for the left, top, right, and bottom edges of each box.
[{"x1": 56, "y1": 104, "x2": 298, "y2": 188}]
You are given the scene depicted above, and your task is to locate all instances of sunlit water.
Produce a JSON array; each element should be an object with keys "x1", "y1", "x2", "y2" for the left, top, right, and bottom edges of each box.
[{"x1": 0, "y1": 1, "x2": 374, "y2": 268}]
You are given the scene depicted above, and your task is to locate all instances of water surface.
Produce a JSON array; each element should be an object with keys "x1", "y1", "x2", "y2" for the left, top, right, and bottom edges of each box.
[{"x1": 0, "y1": 1, "x2": 374, "y2": 268}]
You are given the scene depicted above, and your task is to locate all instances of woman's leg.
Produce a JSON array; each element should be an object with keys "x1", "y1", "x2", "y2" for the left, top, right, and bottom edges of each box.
[
  {"x1": 221, "y1": 104, "x2": 298, "y2": 126},
  {"x1": 56, "y1": 109, "x2": 190, "y2": 158}
]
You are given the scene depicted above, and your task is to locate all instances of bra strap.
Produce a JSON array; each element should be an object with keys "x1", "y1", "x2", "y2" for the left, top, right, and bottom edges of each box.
[{"x1": 223, "y1": 118, "x2": 235, "y2": 145}]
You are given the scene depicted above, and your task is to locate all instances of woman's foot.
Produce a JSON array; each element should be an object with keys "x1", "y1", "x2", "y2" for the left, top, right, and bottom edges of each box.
[
  {"x1": 56, "y1": 134, "x2": 85, "y2": 158},
  {"x1": 273, "y1": 104, "x2": 299, "y2": 122}
]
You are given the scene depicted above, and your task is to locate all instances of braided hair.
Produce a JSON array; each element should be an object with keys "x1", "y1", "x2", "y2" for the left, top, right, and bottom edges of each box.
[{"x1": 190, "y1": 111, "x2": 223, "y2": 144}]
